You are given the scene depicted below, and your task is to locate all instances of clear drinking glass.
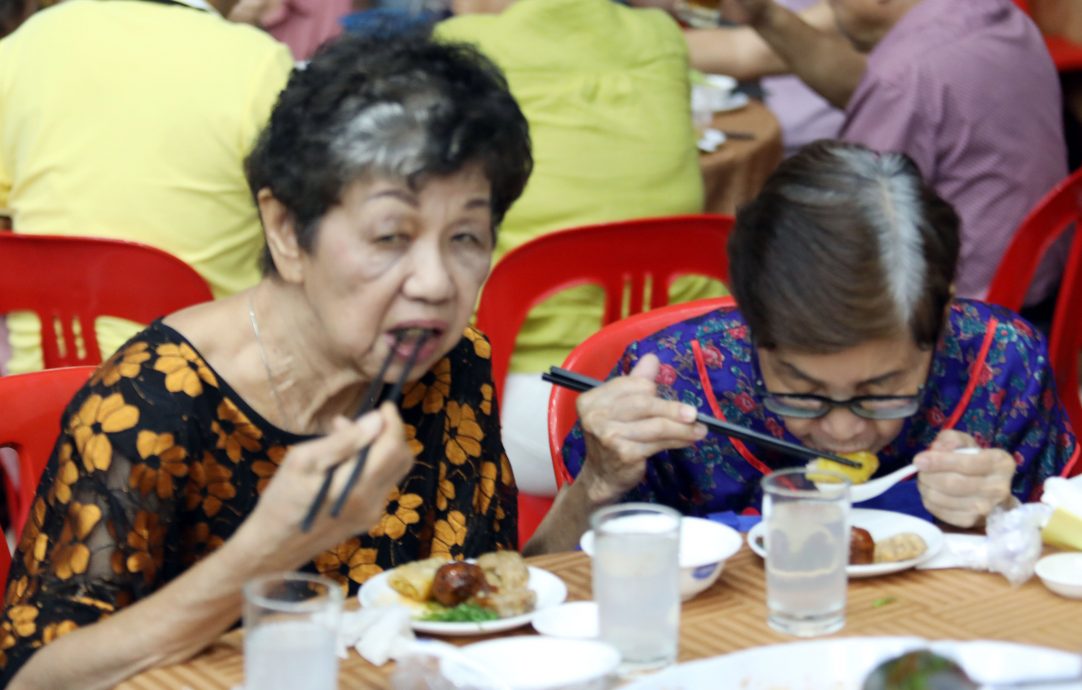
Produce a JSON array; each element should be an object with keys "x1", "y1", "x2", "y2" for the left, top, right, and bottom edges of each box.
[
  {"x1": 244, "y1": 572, "x2": 343, "y2": 690},
  {"x1": 590, "y1": 503, "x2": 681, "y2": 673},
  {"x1": 761, "y1": 468, "x2": 851, "y2": 637}
]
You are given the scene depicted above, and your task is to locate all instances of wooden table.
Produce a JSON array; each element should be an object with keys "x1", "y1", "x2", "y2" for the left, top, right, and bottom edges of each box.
[
  {"x1": 698, "y1": 99, "x2": 783, "y2": 215},
  {"x1": 118, "y1": 548, "x2": 1082, "y2": 689}
]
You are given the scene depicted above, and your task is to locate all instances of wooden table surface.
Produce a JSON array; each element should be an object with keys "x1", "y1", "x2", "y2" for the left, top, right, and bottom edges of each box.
[
  {"x1": 118, "y1": 547, "x2": 1082, "y2": 689},
  {"x1": 698, "y1": 99, "x2": 783, "y2": 216}
]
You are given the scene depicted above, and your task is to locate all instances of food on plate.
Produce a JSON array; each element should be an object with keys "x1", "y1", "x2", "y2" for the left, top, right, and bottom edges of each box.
[
  {"x1": 813, "y1": 451, "x2": 880, "y2": 485},
  {"x1": 862, "y1": 650, "x2": 977, "y2": 690},
  {"x1": 388, "y1": 556, "x2": 449, "y2": 602},
  {"x1": 385, "y1": 551, "x2": 537, "y2": 622},
  {"x1": 431, "y1": 561, "x2": 487, "y2": 607},
  {"x1": 874, "y1": 532, "x2": 928, "y2": 564},
  {"x1": 850, "y1": 526, "x2": 876, "y2": 565}
]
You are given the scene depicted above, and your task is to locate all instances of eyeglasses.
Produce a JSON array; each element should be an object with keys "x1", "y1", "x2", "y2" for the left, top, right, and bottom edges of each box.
[{"x1": 756, "y1": 383, "x2": 924, "y2": 420}]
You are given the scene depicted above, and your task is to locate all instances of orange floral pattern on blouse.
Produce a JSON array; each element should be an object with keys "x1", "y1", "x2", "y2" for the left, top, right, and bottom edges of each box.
[{"x1": 0, "y1": 322, "x2": 516, "y2": 684}]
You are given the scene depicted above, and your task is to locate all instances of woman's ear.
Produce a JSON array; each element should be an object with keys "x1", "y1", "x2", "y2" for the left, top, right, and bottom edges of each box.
[{"x1": 258, "y1": 189, "x2": 305, "y2": 284}]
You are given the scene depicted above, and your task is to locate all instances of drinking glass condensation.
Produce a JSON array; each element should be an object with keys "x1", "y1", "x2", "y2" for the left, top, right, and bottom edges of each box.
[
  {"x1": 591, "y1": 503, "x2": 681, "y2": 673},
  {"x1": 761, "y1": 468, "x2": 851, "y2": 637},
  {"x1": 244, "y1": 572, "x2": 343, "y2": 690}
]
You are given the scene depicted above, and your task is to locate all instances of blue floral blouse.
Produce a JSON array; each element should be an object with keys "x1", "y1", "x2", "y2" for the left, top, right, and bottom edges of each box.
[{"x1": 562, "y1": 300, "x2": 1077, "y2": 520}]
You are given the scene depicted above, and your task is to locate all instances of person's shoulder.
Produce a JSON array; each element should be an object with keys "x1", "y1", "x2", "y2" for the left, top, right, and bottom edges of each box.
[{"x1": 946, "y1": 299, "x2": 1048, "y2": 356}]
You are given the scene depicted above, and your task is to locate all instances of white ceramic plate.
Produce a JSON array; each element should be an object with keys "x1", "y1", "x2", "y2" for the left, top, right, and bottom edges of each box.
[
  {"x1": 531, "y1": 601, "x2": 600, "y2": 639},
  {"x1": 620, "y1": 637, "x2": 1082, "y2": 690},
  {"x1": 746, "y1": 508, "x2": 944, "y2": 578},
  {"x1": 357, "y1": 565, "x2": 567, "y2": 635}
]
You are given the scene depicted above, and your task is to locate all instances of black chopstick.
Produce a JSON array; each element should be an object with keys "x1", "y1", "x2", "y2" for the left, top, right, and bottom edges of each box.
[
  {"x1": 542, "y1": 366, "x2": 861, "y2": 469},
  {"x1": 328, "y1": 332, "x2": 429, "y2": 518},
  {"x1": 300, "y1": 331, "x2": 405, "y2": 532}
]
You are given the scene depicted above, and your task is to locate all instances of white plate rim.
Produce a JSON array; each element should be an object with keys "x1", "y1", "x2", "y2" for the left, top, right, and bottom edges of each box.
[
  {"x1": 746, "y1": 508, "x2": 944, "y2": 578},
  {"x1": 619, "y1": 636, "x2": 1082, "y2": 690},
  {"x1": 357, "y1": 565, "x2": 567, "y2": 635}
]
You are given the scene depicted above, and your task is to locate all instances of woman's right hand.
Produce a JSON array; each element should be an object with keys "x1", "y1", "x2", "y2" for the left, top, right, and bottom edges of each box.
[
  {"x1": 576, "y1": 354, "x2": 707, "y2": 505},
  {"x1": 237, "y1": 401, "x2": 415, "y2": 570}
]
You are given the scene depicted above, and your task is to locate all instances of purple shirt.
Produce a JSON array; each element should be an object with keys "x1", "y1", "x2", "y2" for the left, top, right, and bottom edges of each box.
[{"x1": 841, "y1": 0, "x2": 1067, "y2": 304}]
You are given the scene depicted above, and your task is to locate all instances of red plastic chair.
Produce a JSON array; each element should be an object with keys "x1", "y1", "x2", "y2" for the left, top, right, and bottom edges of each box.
[
  {"x1": 0, "y1": 366, "x2": 96, "y2": 544},
  {"x1": 1013, "y1": 0, "x2": 1082, "y2": 71},
  {"x1": 985, "y1": 168, "x2": 1082, "y2": 477},
  {"x1": 0, "y1": 233, "x2": 214, "y2": 368},
  {"x1": 0, "y1": 531, "x2": 9, "y2": 593},
  {"x1": 475, "y1": 215, "x2": 735, "y2": 544},
  {"x1": 547, "y1": 297, "x2": 736, "y2": 489}
]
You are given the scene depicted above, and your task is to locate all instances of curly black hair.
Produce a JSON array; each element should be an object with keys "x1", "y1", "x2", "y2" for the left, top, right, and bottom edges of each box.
[{"x1": 245, "y1": 30, "x2": 533, "y2": 275}]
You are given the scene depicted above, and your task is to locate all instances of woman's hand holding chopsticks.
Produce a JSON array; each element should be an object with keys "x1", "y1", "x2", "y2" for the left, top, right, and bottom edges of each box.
[
  {"x1": 574, "y1": 354, "x2": 708, "y2": 504},
  {"x1": 235, "y1": 402, "x2": 414, "y2": 570}
]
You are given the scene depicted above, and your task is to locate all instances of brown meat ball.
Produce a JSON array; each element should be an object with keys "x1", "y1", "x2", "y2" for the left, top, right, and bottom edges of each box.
[
  {"x1": 431, "y1": 562, "x2": 487, "y2": 607},
  {"x1": 850, "y1": 526, "x2": 875, "y2": 565}
]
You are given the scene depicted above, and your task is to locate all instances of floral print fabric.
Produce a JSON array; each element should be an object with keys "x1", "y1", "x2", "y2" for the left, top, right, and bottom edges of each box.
[
  {"x1": 562, "y1": 299, "x2": 1076, "y2": 518},
  {"x1": 0, "y1": 321, "x2": 517, "y2": 681}
]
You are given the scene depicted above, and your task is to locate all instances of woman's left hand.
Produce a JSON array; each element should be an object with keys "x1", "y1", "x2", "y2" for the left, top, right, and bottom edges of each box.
[{"x1": 914, "y1": 429, "x2": 1017, "y2": 528}]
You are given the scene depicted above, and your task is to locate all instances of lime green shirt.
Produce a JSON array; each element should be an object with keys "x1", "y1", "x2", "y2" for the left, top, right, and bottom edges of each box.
[
  {"x1": 437, "y1": 0, "x2": 718, "y2": 374},
  {"x1": 0, "y1": 0, "x2": 293, "y2": 373}
]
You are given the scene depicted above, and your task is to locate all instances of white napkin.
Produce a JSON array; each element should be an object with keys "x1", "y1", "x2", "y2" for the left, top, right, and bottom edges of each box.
[
  {"x1": 1040, "y1": 474, "x2": 1082, "y2": 550},
  {"x1": 915, "y1": 533, "x2": 990, "y2": 570},
  {"x1": 337, "y1": 605, "x2": 416, "y2": 666}
]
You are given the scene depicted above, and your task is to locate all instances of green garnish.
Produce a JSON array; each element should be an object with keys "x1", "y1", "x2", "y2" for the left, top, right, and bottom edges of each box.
[
  {"x1": 872, "y1": 596, "x2": 897, "y2": 608},
  {"x1": 420, "y1": 602, "x2": 500, "y2": 623}
]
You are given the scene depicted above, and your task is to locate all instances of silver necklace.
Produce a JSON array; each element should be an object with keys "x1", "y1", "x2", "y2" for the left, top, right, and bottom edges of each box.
[{"x1": 247, "y1": 294, "x2": 294, "y2": 429}]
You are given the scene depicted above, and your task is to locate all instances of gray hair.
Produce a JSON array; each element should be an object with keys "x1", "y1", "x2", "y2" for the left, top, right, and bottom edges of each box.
[{"x1": 728, "y1": 140, "x2": 959, "y2": 352}]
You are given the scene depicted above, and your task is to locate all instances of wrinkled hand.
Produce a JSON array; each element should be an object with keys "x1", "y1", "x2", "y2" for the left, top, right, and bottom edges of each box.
[
  {"x1": 914, "y1": 429, "x2": 1017, "y2": 528},
  {"x1": 242, "y1": 402, "x2": 415, "y2": 568},
  {"x1": 720, "y1": 0, "x2": 774, "y2": 25},
  {"x1": 577, "y1": 354, "x2": 707, "y2": 504}
]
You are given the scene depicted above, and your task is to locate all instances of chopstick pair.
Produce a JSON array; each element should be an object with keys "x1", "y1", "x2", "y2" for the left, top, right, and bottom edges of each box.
[
  {"x1": 300, "y1": 330, "x2": 429, "y2": 531},
  {"x1": 542, "y1": 366, "x2": 861, "y2": 469}
]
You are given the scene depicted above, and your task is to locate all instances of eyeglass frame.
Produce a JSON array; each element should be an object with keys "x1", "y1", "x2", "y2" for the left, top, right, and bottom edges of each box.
[{"x1": 754, "y1": 381, "x2": 925, "y2": 420}]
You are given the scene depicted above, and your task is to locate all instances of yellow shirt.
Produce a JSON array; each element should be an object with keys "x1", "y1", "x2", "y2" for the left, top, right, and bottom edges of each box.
[
  {"x1": 437, "y1": 0, "x2": 718, "y2": 374},
  {"x1": 0, "y1": 0, "x2": 293, "y2": 372}
]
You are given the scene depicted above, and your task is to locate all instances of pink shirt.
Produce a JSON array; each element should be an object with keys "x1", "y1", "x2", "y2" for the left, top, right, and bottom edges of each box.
[
  {"x1": 842, "y1": 0, "x2": 1067, "y2": 304},
  {"x1": 263, "y1": 0, "x2": 351, "y2": 61}
]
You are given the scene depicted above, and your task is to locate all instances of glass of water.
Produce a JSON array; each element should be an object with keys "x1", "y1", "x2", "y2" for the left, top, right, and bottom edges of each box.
[
  {"x1": 244, "y1": 572, "x2": 343, "y2": 690},
  {"x1": 761, "y1": 468, "x2": 851, "y2": 637},
  {"x1": 591, "y1": 503, "x2": 681, "y2": 674}
]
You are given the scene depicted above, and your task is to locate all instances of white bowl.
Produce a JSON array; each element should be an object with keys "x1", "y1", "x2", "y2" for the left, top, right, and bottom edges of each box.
[
  {"x1": 1035, "y1": 552, "x2": 1082, "y2": 599},
  {"x1": 580, "y1": 516, "x2": 743, "y2": 601},
  {"x1": 532, "y1": 601, "x2": 599, "y2": 639},
  {"x1": 448, "y1": 636, "x2": 620, "y2": 690}
]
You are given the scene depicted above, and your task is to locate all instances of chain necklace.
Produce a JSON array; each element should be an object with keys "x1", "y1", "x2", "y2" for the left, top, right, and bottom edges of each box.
[{"x1": 247, "y1": 293, "x2": 295, "y2": 430}]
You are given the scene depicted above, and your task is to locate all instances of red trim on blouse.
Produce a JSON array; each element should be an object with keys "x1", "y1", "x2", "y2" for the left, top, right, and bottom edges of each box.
[
  {"x1": 943, "y1": 317, "x2": 999, "y2": 430},
  {"x1": 1061, "y1": 443, "x2": 1081, "y2": 479},
  {"x1": 691, "y1": 339, "x2": 773, "y2": 476}
]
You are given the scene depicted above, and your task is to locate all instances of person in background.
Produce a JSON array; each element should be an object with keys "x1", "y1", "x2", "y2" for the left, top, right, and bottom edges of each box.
[
  {"x1": 258, "y1": 0, "x2": 353, "y2": 61},
  {"x1": 0, "y1": 0, "x2": 293, "y2": 373},
  {"x1": 526, "y1": 141, "x2": 1077, "y2": 554},
  {"x1": 715, "y1": 0, "x2": 1068, "y2": 314},
  {"x1": 1, "y1": 32, "x2": 532, "y2": 688},
  {"x1": 435, "y1": 0, "x2": 720, "y2": 497}
]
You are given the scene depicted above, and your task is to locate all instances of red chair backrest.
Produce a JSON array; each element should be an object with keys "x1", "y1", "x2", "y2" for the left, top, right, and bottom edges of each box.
[
  {"x1": 0, "y1": 233, "x2": 213, "y2": 368},
  {"x1": 547, "y1": 296, "x2": 736, "y2": 488},
  {"x1": 986, "y1": 168, "x2": 1082, "y2": 476},
  {"x1": 474, "y1": 215, "x2": 734, "y2": 545},
  {"x1": 475, "y1": 214, "x2": 734, "y2": 403},
  {"x1": 0, "y1": 366, "x2": 96, "y2": 546}
]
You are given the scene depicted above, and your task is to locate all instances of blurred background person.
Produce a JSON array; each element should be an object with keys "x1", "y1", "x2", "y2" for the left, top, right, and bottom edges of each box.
[
  {"x1": 716, "y1": 0, "x2": 1068, "y2": 325},
  {"x1": 0, "y1": 0, "x2": 293, "y2": 373},
  {"x1": 436, "y1": 0, "x2": 721, "y2": 498}
]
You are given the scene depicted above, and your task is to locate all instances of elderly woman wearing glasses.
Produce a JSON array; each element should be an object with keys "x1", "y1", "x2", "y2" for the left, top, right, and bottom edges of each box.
[{"x1": 526, "y1": 140, "x2": 1077, "y2": 553}]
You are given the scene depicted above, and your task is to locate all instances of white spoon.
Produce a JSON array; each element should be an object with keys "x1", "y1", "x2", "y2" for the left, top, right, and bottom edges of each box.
[{"x1": 848, "y1": 446, "x2": 981, "y2": 504}]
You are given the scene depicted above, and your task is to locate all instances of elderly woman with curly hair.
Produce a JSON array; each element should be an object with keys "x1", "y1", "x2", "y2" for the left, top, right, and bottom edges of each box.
[{"x1": 1, "y1": 32, "x2": 532, "y2": 688}]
